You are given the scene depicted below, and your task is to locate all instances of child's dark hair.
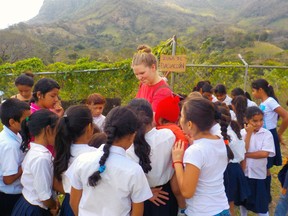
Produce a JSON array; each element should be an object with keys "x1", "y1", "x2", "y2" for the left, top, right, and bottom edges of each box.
[
  {"x1": 88, "y1": 106, "x2": 140, "y2": 186},
  {"x1": 214, "y1": 84, "x2": 227, "y2": 95},
  {"x1": 217, "y1": 103, "x2": 242, "y2": 140},
  {"x1": 183, "y1": 98, "x2": 234, "y2": 160},
  {"x1": 252, "y1": 78, "x2": 278, "y2": 102},
  {"x1": 15, "y1": 73, "x2": 34, "y2": 87},
  {"x1": 231, "y1": 95, "x2": 247, "y2": 129},
  {"x1": 31, "y1": 78, "x2": 60, "y2": 103},
  {"x1": 202, "y1": 83, "x2": 213, "y2": 93},
  {"x1": 231, "y1": 87, "x2": 252, "y2": 100},
  {"x1": 193, "y1": 80, "x2": 211, "y2": 92},
  {"x1": 245, "y1": 106, "x2": 264, "y2": 120},
  {"x1": 0, "y1": 98, "x2": 30, "y2": 127},
  {"x1": 127, "y1": 99, "x2": 152, "y2": 173},
  {"x1": 54, "y1": 105, "x2": 93, "y2": 181},
  {"x1": 86, "y1": 93, "x2": 106, "y2": 105},
  {"x1": 88, "y1": 133, "x2": 108, "y2": 148},
  {"x1": 20, "y1": 109, "x2": 59, "y2": 153}
]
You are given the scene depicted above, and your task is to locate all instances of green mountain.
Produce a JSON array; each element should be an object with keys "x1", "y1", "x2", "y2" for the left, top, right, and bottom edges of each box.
[{"x1": 0, "y1": 0, "x2": 287, "y2": 64}]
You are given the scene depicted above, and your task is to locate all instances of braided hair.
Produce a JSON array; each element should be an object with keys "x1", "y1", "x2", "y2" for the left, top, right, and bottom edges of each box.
[{"x1": 88, "y1": 106, "x2": 140, "y2": 186}]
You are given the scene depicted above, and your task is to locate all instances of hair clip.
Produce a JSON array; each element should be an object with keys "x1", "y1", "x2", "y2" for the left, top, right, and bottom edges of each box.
[
  {"x1": 224, "y1": 140, "x2": 229, "y2": 145},
  {"x1": 25, "y1": 117, "x2": 29, "y2": 122},
  {"x1": 98, "y1": 165, "x2": 106, "y2": 174}
]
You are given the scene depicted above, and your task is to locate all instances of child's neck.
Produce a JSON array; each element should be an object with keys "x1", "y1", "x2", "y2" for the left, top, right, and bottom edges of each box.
[
  {"x1": 33, "y1": 136, "x2": 48, "y2": 147},
  {"x1": 193, "y1": 131, "x2": 217, "y2": 140},
  {"x1": 260, "y1": 94, "x2": 269, "y2": 102}
]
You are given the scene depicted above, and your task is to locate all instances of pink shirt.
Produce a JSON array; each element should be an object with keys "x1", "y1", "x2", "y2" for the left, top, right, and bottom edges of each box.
[
  {"x1": 30, "y1": 103, "x2": 55, "y2": 156},
  {"x1": 136, "y1": 79, "x2": 172, "y2": 111}
]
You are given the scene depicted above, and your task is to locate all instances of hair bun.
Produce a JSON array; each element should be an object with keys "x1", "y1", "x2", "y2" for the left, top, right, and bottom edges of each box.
[{"x1": 137, "y1": 44, "x2": 151, "y2": 54}]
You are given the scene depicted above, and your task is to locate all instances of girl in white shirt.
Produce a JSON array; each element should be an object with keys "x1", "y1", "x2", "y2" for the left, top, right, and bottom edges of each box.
[
  {"x1": 172, "y1": 97, "x2": 233, "y2": 216},
  {"x1": 53, "y1": 105, "x2": 96, "y2": 216},
  {"x1": 216, "y1": 104, "x2": 249, "y2": 216},
  {"x1": 66, "y1": 106, "x2": 152, "y2": 216},
  {"x1": 252, "y1": 78, "x2": 288, "y2": 203},
  {"x1": 12, "y1": 109, "x2": 59, "y2": 216},
  {"x1": 239, "y1": 106, "x2": 275, "y2": 216},
  {"x1": 126, "y1": 98, "x2": 178, "y2": 216}
]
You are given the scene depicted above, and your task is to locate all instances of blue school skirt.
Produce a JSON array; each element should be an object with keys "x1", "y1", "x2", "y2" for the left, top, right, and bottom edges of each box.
[
  {"x1": 238, "y1": 177, "x2": 269, "y2": 213},
  {"x1": 144, "y1": 181, "x2": 178, "y2": 216},
  {"x1": 0, "y1": 191, "x2": 21, "y2": 216},
  {"x1": 11, "y1": 195, "x2": 51, "y2": 216},
  {"x1": 224, "y1": 163, "x2": 250, "y2": 204},
  {"x1": 60, "y1": 193, "x2": 74, "y2": 216},
  {"x1": 267, "y1": 128, "x2": 282, "y2": 168}
]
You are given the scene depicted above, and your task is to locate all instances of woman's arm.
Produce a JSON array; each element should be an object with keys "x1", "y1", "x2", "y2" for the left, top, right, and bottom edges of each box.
[
  {"x1": 131, "y1": 202, "x2": 144, "y2": 216},
  {"x1": 70, "y1": 186, "x2": 83, "y2": 216},
  {"x1": 245, "y1": 151, "x2": 269, "y2": 159},
  {"x1": 274, "y1": 106, "x2": 288, "y2": 145}
]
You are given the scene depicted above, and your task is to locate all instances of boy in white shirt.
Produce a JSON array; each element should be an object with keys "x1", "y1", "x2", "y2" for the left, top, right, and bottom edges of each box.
[{"x1": 0, "y1": 99, "x2": 30, "y2": 215}]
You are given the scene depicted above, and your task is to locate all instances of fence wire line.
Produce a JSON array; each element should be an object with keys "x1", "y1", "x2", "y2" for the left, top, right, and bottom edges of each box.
[{"x1": 0, "y1": 64, "x2": 287, "y2": 106}]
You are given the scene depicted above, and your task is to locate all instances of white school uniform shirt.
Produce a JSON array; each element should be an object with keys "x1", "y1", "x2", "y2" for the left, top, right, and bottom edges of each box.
[
  {"x1": 259, "y1": 97, "x2": 280, "y2": 130},
  {"x1": 66, "y1": 145, "x2": 152, "y2": 216},
  {"x1": 210, "y1": 123, "x2": 222, "y2": 138},
  {"x1": 241, "y1": 128, "x2": 275, "y2": 179},
  {"x1": 126, "y1": 127, "x2": 176, "y2": 187},
  {"x1": 0, "y1": 126, "x2": 25, "y2": 194},
  {"x1": 62, "y1": 144, "x2": 97, "y2": 193},
  {"x1": 247, "y1": 99, "x2": 257, "y2": 107},
  {"x1": 21, "y1": 143, "x2": 53, "y2": 209},
  {"x1": 227, "y1": 126, "x2": 245, "y2": 163},
  {"x1": 184, "y1": 138, "x2": 229, "y2": 216},
  {"x1": 93, "y1": 114, "x2": 106, "y2": 132}
]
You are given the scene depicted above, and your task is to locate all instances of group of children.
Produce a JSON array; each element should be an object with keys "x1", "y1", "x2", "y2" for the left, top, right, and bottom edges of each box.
[{"x1": 0, "y1": 50, "x2": 288, "y2": 216}]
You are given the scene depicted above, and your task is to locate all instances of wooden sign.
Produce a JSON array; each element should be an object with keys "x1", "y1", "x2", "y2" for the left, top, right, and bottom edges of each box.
[{"x1": 160, "y1": 55, "x2": 187, "y2": 72}]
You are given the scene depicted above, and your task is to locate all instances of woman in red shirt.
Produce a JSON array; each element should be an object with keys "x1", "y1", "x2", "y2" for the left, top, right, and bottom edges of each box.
[{"x1": 132, "y1": 44, "x2": 172, "y2": 111}]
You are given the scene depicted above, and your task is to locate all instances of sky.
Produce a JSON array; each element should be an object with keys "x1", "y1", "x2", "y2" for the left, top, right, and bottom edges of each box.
[{"x1": 0, "y1": 0, "x2": 44, "y2": 29}]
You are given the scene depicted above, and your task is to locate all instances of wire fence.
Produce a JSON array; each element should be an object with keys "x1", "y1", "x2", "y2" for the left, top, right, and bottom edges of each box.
[{"x1": 1, "y1": 64, "x2": 288, "y2": 107}]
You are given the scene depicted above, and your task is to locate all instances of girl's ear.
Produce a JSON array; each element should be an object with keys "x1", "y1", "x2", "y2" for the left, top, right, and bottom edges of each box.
[
  {"x1": 151, "y1": 64, "x2": 156, "y2": 71},
  {"x1": 36, "y1": 91, "x2": 43, "y2": 100}
]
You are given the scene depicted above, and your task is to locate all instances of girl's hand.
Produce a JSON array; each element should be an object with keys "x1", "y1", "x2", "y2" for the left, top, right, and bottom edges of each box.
[
  {"x1": 49, "y1": 200, "x2": 60, "y2": 216},
  {"x1": 244, "y1": 123, "x2": 255, "y2": 134},
  {"x1": 149, "y1": 187, "x2": 169, "y2": 206},
  {"x1": 172, "y1": 140, "x2": 185, "y2": 162}
]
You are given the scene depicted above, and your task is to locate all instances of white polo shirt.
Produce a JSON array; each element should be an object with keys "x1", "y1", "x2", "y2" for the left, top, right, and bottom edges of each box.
[
  {"x1": 228, "y1": 126, "x2": 245, "y2": 163},
  {"x1": 241, "y1": 128, "x2": 275, "y2": 179},
  {"x1": 259, "y1": 97, "x2": 280, "y2": 130},
  {"x1": 0, "y1": 126, "x2": 25, "y2": 194},
  {"x1": 62, "y1": 144, "x2": 97, "y2": 193},
  {"x1": 247, "y1": 99, "x2": 257, "y2": 107},
  {"x1": 184, "y1": 138, "x2": 229, "y2": 216},
  {"x1": 21, "y1": 143, "x2": 53, "y2": 209},
  {"x1": 66, "y1": 145, "x2": 152, "y2": 216},
  {"x1": 93, "y1": 115, "x2": 106, "y2": 132},
  {"x1": 126, "y1": 127, "x2": 176, "y2": 187}
]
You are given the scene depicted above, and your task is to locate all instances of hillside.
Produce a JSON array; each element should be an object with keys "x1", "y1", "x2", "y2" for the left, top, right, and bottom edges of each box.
[{"x1": 0, "y1": 0, "x2": 287, "y2": 64}]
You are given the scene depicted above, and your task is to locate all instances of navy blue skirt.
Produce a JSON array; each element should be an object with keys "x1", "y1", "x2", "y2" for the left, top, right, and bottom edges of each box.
[
  {"x1": 144, "y1": 181, "x2": 178, "y2": 216},
  {"x1": 224, "y1": 163, "x2": 250, "y2": 203},
  {"x1": 238, "y1": 177, "x2": 269, "y2": 213},
  {"x1": 11, "y1": 195, "x2": 51, "y2": 216},
  {"x1": 60, "y1": 193, "x2": 74, "y2": 216},
  {"x1": 0, "y1": 192, "x2": 21, "y2": 216},
  {"x1": 267, "y1": 128, "x2": 282, "y2": 168}
]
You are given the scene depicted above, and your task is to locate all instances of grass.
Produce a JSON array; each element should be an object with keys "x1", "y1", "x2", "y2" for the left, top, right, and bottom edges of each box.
[{"x1": 245, "y1": 41, "x2": 284, "y2": 57}]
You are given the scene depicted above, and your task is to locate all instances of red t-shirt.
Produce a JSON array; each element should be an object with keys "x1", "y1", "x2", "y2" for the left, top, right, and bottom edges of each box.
[
  {"x1": 136, "y1": 79, "x2": 172, "y2": 111},
  {"x1": 157, "y1": 124, "x2": 189, "y2": 150}
]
